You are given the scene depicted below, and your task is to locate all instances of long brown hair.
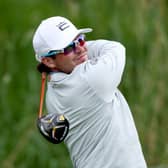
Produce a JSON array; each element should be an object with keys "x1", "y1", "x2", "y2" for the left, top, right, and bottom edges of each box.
[{"x1": 37, "y1": 63, "x2": 52, "y2": 74}]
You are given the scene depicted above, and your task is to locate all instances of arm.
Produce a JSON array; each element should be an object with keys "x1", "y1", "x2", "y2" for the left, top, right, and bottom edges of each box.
[{"x1": 84, "y1": 40, "x2": 126, "y2": 102}]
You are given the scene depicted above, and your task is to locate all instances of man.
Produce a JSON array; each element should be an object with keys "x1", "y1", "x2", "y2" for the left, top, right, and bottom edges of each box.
[{"x1": 33, "y1": 16, "x2": 147, "y2": 168}]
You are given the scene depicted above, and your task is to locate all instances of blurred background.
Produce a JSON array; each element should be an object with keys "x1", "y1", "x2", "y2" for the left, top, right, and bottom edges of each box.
[{"x1": 0, "y1": 0, "x2": 168, "y2": 167}]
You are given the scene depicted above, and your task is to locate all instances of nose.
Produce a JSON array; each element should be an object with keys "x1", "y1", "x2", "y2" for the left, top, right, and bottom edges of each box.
[{"x1": 75, "y1": 44, "x2": 85, "y2": 54}]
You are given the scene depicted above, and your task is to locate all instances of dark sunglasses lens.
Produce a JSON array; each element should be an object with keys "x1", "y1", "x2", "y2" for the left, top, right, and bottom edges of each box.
[
  {"x1": 63, "y1": 35, "x2": 85, "y2": 55},
  {"x1": 64, "y1": 43, "x2": 75, "y2": 55}
]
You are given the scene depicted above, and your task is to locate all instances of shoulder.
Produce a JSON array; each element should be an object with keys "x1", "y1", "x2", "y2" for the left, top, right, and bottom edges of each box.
[{"x1": 86, "y1": 40, "x2": 125, "y2": 49}]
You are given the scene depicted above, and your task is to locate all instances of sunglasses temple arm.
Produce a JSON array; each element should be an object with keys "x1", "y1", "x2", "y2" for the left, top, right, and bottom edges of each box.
[{"x1": 38, "y1": 72, "x2": 46, "y2": 118}]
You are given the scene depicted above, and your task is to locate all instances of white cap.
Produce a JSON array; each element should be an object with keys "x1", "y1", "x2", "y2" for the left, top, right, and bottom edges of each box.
[{"x1": 33, "y1": 16, "x2": 92, "y2": 62}]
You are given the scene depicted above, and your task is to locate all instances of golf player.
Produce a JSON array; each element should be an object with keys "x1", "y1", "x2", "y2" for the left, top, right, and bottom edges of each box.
[{"x1": 32, "y1": 16, "x2": 147, "y2": 168}]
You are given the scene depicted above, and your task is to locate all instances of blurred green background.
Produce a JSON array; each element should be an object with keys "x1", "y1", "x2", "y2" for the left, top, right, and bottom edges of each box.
[{"x1": 0, "y1": 0, "x2": 168, "y2": 167}]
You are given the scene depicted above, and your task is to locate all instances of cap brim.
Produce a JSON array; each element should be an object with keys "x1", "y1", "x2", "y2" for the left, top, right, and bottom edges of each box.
[{"x1": 78, "y1": 28, "x2": 93, "y2": 34}]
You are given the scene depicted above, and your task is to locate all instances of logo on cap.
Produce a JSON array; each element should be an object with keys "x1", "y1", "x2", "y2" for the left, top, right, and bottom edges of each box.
[{"x1": 56, "y1": 21, "x2": 70, "y2": 31}]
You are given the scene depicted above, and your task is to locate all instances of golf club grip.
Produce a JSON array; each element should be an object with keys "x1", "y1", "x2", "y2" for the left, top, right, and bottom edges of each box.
[{"x1": 38, "y1": 72, "x2": 46, "y2": 118}]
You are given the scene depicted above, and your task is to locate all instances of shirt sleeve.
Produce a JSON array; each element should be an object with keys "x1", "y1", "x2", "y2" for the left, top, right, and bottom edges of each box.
[{"x1": 84, "y1": 40, "x2": 126, "y2": 102}]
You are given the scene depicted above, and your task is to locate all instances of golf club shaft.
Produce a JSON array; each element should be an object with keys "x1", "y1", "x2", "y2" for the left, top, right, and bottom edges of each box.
[{"x1": 38, "y1": 72, "x2": 46, "y2": 118}]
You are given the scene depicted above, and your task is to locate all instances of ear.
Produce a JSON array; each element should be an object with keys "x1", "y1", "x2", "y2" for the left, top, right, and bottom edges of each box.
[{"x1": 41, "y1": 57, "x2": 56, "y2": 69}]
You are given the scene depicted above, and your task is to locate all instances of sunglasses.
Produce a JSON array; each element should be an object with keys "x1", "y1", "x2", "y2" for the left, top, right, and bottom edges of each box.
[{"x1": 42, "y1": 34, "x2": 85, "y2": 57}]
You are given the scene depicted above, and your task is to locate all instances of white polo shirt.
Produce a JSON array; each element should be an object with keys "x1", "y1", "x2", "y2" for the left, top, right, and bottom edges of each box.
[{"x1": 46, "y1": 40, "x2": 147, "y2": 168}]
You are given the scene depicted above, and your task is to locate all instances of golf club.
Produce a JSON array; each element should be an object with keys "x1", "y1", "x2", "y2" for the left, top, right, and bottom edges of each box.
[{"x1": 37, "y1": 72, "x2": 69, "y2": 144}]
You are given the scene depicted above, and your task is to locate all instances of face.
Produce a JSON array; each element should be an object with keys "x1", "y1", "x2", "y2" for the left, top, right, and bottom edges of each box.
[{"x1": 41, "y1": 35, "x2": 88, "y2": 74}]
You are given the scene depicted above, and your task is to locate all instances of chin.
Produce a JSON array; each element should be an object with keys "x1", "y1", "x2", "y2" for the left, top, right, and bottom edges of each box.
[
  {"x1": 79, "y1": 58, "x2": 87, "y2": 65},
  {"x1": 81, "y1": 55, "x2": 88, "y2": 62}
]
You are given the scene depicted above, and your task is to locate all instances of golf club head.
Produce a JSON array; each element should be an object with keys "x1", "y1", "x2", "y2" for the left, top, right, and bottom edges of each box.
[{"x1": 37, "y1": 113, "x2": 69, "y2": 144}]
